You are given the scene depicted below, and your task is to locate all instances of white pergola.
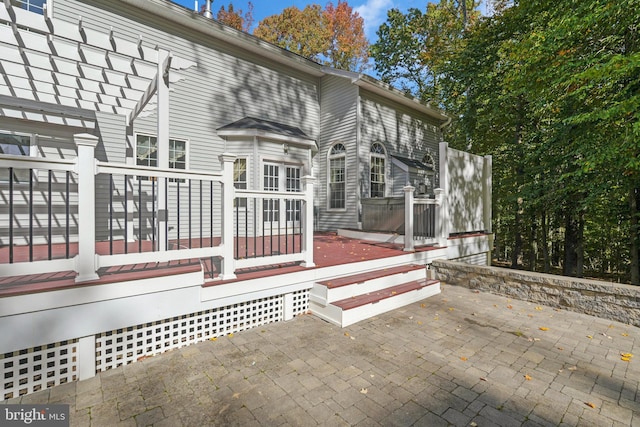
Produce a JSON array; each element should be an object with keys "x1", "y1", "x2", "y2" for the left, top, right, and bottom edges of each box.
[
  {"x1": 0, "y1": 1, "x2": 197, "y2": 252},
  {"x1": 0, "y1": 1, "x2": 195, "y2": 127}
]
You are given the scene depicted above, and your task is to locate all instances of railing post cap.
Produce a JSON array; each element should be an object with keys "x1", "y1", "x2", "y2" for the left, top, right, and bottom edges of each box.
[
  {"x1": 302, "y1": 175, "x2": 316, "y2": 183},
  {"x1": 403, "y1": 185, "x2": 415, "y2": 192},
  {"x1": 74, "y1": 133, "x2": 99, "y2": 148},
  {"x1": 219, "y1": 153, "x2": 237, "y2": 163}
]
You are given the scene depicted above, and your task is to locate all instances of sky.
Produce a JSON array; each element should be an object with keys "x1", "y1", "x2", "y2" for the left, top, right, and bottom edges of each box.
[{"x1": 172, "y1": 0, "x2": 427, "y2": 43}]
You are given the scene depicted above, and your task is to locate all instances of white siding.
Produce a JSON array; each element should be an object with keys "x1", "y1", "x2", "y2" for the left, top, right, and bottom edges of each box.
[
  {"x1": 317, "y1": 75, "x2": 358, "y2": 231},
  {"x1": 359, "y1": 91, "x2": 441, "y2": 198}
]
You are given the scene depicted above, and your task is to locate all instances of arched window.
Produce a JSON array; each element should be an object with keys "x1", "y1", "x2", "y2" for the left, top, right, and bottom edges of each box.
[
  {"x1": 422, "y1": 153, "x2": 435, "y2": 169},
  {"x1": 328, "y1": 143, "x2": 346, "y2": 209},
  {"x1": 370, "y1": 142, "x2": 386, "y2": 197}
]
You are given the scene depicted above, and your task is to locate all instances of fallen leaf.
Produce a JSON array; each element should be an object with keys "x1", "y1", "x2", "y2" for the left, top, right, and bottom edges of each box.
[
  {"x1": 344, "y1": 332, "x2": 350, "y2": 337},
  {"x1": 479, "y1": 377, "x2": 487, "y2": 382},
  {"x1": 421, "y1": 303, "x2": 426, "y2": 308},
  {"x1": 535, "y1": 306, "x2": 543, "y2": 311},
  {"x1": 470, "y1": 422, "x2": 478, "y2": 427},
  {"x1": 232, "y1": 392, "x2": 240, "y2": 399},
  {"x1": 621, "y1": 356, "x2": 631, "y2": 362},
  {"x1": 460, "y1": 356, "x2": 468, "y2": 361},
  {"x1": 586, "y1": 335, "x2": 593, "y2": 339},
  {"x1": 558, "y1": 347, "x2": 564, "y2": 351},
  {"x1": 360, "y1": 388, "x2": 368, "y2": 394},
  {"x1": 621, "y1": 353, "x2": 633, "y2": 358},
  {"x1": 622, "y1": 333, "x2": 629, "y2": 337},
  {"x1": 524, "y1": 374, "x2": 532, "y2": 381},
  {"x1": 417, "y1": 321, "x2": 423, "y2": 325},
  {"x1": 539, "y1": 327, "x2": 549, "y2": 331},
  {"x1": 228, "y1": 333, "x2": 234, "y2": 338},
  {"x1": 448, "y1": 307, "x2": 455, "y2": 311},
  {"x1": 585, "y1": 402, "x2": 596, "y2": 409},
  {"x1": 568, "y1": 366, "x2": 577, "y2": 371},
  {"x1": 507, "y1": 305, "x2": 513, "y2": 309},
  {"x1": 210, "y1": 337, "x2": 218, "y2": 341}
]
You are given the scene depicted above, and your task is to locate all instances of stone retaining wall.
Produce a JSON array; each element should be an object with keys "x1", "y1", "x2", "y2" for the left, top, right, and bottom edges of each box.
[{"x1": 431, "y1": 260, "x2": 640, "y2": 327}]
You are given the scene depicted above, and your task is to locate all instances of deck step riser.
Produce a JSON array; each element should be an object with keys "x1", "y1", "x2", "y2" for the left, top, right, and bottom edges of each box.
[
  {"x1": 310, "y1": 268, "x2": 425, "y2": 306},
  {"x1": 310, "y1": 281, "x2": 440, "y2": 327}
]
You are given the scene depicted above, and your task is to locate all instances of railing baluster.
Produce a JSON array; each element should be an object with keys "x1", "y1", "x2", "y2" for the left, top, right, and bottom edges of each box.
[
  {"x1": 176, "y1": 179, "x2": 180, "y2": 249},
  {"x1": 209, "y1": 181, "x2": 213, "y2": 247},
  {"x1": 48, "y1": 169, "x2": 52, "y2": 260},
  {"x1": 253, "y1": 198, "x2": 257, "y2": 258},
  {"x1": 244, "y1": 196, "x2": 248, "y2": 259},
  {"x1": 138, "y1": 174, "x2": 142, "y2": 253},
  {"x1": 124, "y1": 174, "x2": 128, "y2": 255},
  {"x1": 235, "y1": 196, "x2": 239, "y2": 259},
  {"x1": 29, "y1": 169, "x2": 33, "y2": 262},
  {"x1": 109, "y1": 175, "x2": 113, "y2": 255},
  {"x1": 188, "y1": 179, "x2": 192, "y2": 249},
  {"x1": 9, "y1": 167, "x2": 13, "y2": 264},
  {"x1": 165, "y1": 177, "x2": 168, "y2": 250},
  {"x1": 66, "y1": 170, "x2": 70, "y2": 259},
  {"x1": 152, "y1": 178, "x2": 156, "y2": 250}
]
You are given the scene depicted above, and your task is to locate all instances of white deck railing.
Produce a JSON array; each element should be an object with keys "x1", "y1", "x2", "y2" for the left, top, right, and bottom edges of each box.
[{"x1": 0, "y1": 134, "x2": 315, "y2": 282}]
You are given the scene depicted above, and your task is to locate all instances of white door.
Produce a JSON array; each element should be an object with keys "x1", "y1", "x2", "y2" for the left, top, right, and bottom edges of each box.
[{"x1": 263, "y1": 162, "x2": 301, "y2": 234}]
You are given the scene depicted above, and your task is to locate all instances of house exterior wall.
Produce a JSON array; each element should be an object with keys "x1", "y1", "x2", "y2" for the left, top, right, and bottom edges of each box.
[
  {"x1": 316, "y1": 75, "x2": 359, "y2": 231},
  {"x1": 49, "y1": 0, "x2": 322, "y2": 241},
  {"x1": 358, "y1": 90, "x2": 442, "y2": 200}
]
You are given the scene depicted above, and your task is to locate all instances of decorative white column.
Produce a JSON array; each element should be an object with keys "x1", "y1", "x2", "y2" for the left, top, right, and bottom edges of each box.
[
  {"x1": 403, "y1": 185, "x2": 415, "y2": 251},
  {"x1": 301, "y1": 175, "x2": 315, "y2": 267},
  {"x1": 219, "y1": 153, "x2": 237, "y2": 280},
  {"x1": 157, "y1": 49, "x2": 170, "y2": 251},
  {"x1": 74, "y1": 133, "x2": 100, "y2": 282},
  {"x1": 438, "y1": 142, "x2": 450, "y2": 248}
]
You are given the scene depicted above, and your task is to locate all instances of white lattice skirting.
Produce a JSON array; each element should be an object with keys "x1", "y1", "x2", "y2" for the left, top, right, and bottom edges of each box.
[{"x1": 2, "y1": 289, "x2": 310, "y2": 399}]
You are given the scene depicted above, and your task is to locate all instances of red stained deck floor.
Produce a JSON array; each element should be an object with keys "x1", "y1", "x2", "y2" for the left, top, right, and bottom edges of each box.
[{"x1": 0, "y1": 232, "x2": 440, "y2": 296}]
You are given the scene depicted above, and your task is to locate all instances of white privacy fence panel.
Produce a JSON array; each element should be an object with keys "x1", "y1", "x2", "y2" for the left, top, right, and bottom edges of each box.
[{"x1": 446, "y1": 147, "x2": 491, "y2": 235}]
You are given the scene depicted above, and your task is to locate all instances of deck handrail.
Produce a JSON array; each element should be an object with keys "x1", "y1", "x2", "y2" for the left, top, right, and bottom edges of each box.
[{"x1": 0, "y1": 135, "x2": 315, "y2": 282}]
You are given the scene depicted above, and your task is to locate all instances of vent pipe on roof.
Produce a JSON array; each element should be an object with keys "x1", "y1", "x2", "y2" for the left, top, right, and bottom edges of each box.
[{"x1": 204, "y1": 0, "x2": 212, "y2": 18}]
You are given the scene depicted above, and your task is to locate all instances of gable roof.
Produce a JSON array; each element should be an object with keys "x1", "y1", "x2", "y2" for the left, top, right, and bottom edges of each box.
[{"x1": 117, "y1": 0, "x2": 450, "y2": 126}]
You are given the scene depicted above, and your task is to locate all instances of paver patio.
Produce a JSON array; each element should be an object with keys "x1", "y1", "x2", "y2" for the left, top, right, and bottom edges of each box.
[{"x1": 2, "y1": 284, "x2": 639, "y2": 426}]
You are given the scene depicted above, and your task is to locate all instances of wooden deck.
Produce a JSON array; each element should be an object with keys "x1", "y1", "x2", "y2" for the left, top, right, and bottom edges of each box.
[{"x1": 0, "y1": 232, "x2": 440, "y2": 297}]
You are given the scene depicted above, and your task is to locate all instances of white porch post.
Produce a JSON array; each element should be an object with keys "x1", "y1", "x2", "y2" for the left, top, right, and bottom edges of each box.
[
  {"x1": 74, "y1": 133, "x2": 100, "y2": 282},
  {"x1": 157, "y1": 49, "x2": 170, "y2": 252},
  {"x1": 219, "y1": 153, "x2": 237, "y2": 280},
  {"x1": 438, "y1": 142, "x2": 450, "y2": 247},
  {"x1": 403, "y1": 185, "x2": 415, "y2": 251},
  {"x1": 484, "y1": 155, "x2": 493, "y2": 264},
  {"x1": 301, "y1": 175, "x2": 315, "y2": 267}
]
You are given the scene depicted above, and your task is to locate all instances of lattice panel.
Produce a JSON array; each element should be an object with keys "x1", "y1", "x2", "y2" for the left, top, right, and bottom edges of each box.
[
  {"x1": 2, "y1": 341, "x2": 78, "y2": 400},
  {"x1": 96, "y1": 295, "x2": 284, "y2": 372},
  {"x1": 291, "y1": 288, "x2": 311, "y2": 316}
]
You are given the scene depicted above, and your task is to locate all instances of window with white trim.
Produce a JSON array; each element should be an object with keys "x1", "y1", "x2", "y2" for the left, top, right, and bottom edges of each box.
[
  {"x1": 135, "y1": 134, "x2": 187, "y2": 181},
  {"x1": 370, "y1": 142, "x2": 386, "y2": 198},
  {"x1": 0, "y1": 131, "x2": 34, "y2": 183},
  {"x1": 234, "y1": 158, "x2": 247, "y2": 208},
  {"x1": 328, "y1": 143, "x2": 346, "y2": 210},
  {"x1": 13, "y1": 0, "x2": 46, "y2": 14}
]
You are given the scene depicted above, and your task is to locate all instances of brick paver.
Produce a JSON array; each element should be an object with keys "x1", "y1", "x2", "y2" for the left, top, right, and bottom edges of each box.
[{"x1": 2, "y1": 284, "x2": 639, "y2": 426}]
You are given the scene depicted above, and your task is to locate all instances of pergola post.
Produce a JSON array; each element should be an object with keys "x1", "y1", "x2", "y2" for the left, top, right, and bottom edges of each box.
[{"x1": 157, "y1": 49, "x2": 170, "y2": 251}]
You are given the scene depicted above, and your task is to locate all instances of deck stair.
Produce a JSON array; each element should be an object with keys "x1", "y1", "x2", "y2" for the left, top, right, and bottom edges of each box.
[{"x1": 310, "y1": 264, "x2": 440, "y2": 327}]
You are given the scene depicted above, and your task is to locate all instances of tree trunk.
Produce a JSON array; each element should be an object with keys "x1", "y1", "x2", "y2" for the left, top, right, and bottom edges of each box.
[
  {"x1": 630, "y1": 186, "x2": 640, "y2": 285},
  {"x1": 563, "y1": 205, "x2": 584, "y2": 278},
  {"x1": 542, "y1": 210, "x2": 550, "y2": 272}
]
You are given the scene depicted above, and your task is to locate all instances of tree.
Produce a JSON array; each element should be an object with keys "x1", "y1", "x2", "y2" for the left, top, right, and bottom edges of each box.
[
  {"x1": 324, "y1": 1, "x2": 368, "y2": 71},
  {"x1": 253, "y1": 2, "x2": 368, "y2": 72},
  {"x1": 216, "y1": 2, "x2": 254, "y2": 32},
  {"x1": 369, "y1": 1, "x2": 480, "y2": 105}
]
